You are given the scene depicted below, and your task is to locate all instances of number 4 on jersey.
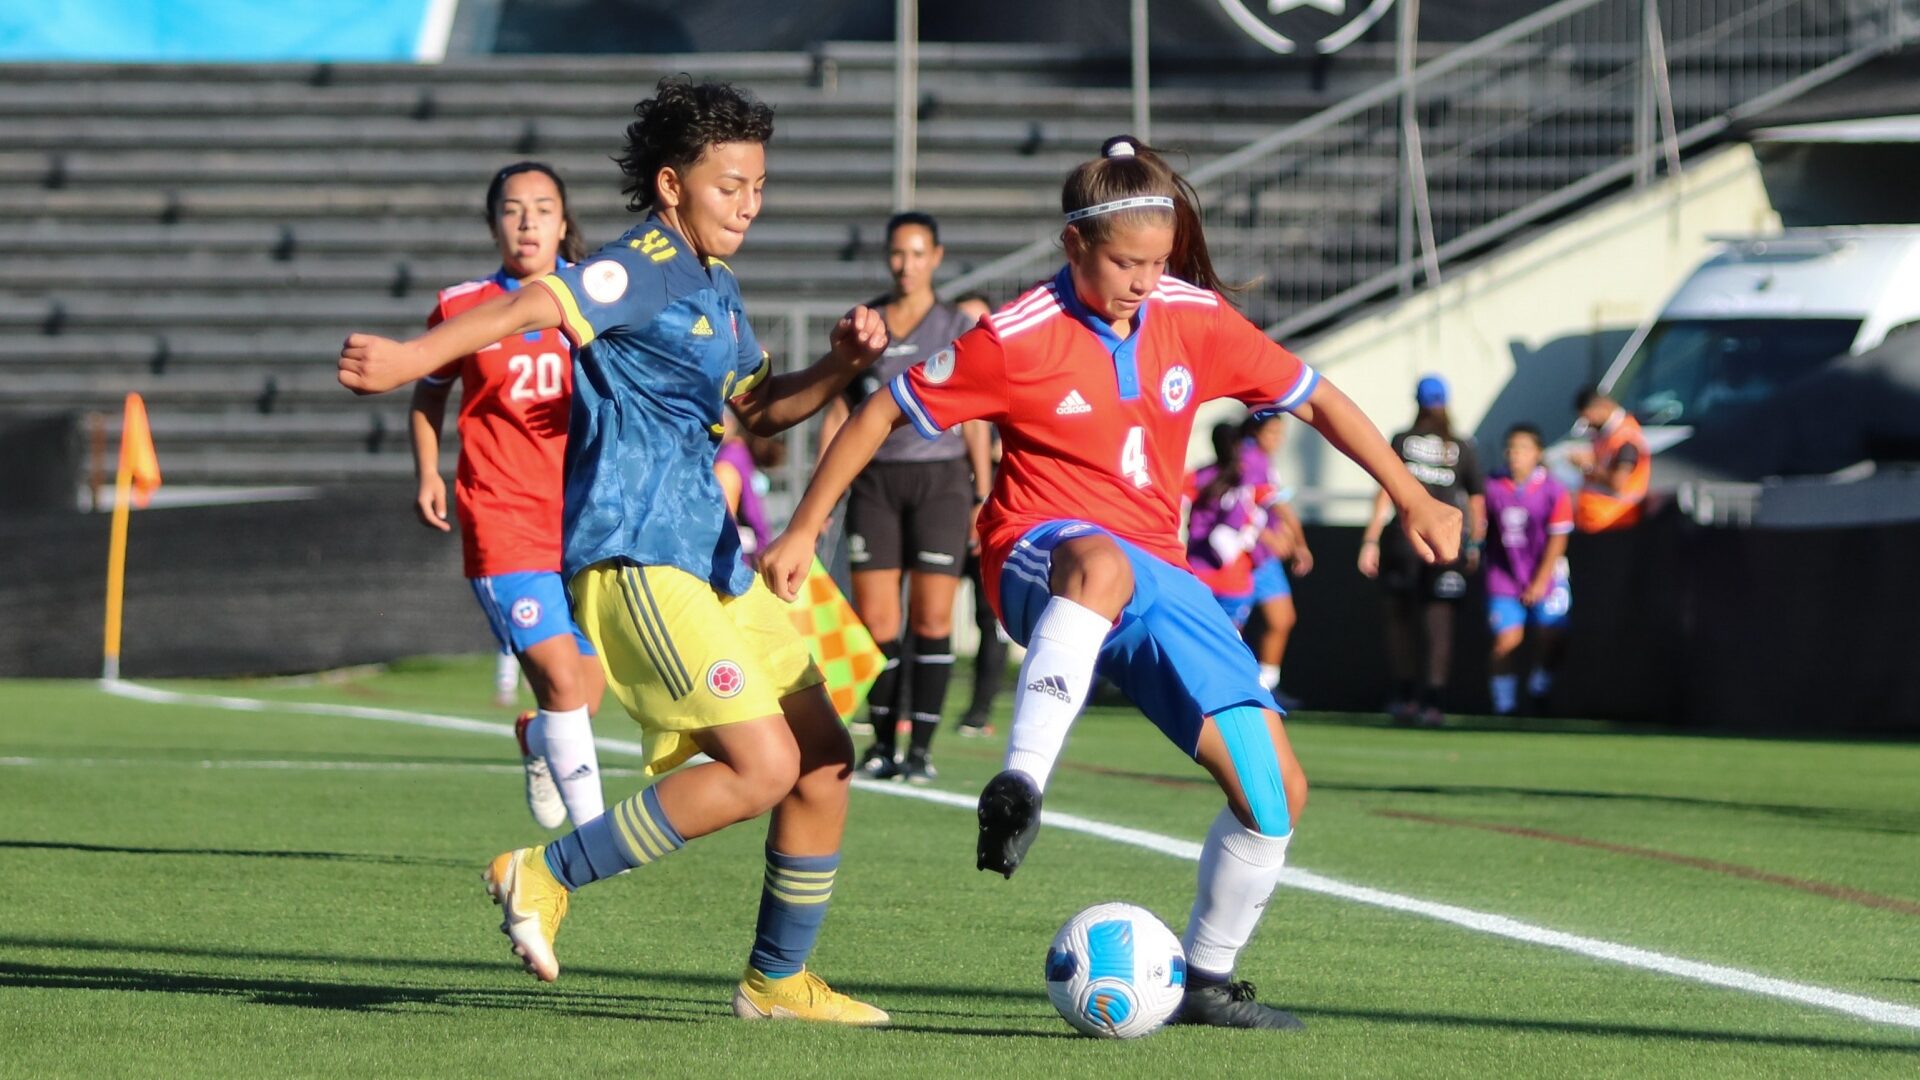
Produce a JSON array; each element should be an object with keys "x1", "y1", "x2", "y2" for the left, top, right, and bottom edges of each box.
[{"x1": 1119, "y1": 426, "x2": 1150, "y2": 488}]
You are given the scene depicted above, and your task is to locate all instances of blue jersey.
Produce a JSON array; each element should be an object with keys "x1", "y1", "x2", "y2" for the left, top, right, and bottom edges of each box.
[{"x1": 533, "y1": 218, "x2": 772, "y2": 594}]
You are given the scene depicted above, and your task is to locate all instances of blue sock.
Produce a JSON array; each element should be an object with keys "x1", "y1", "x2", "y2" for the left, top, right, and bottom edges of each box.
[
  {"x1": 1490, "y1": 674, "x2": 1519, "y2": 715},
  {"x1": 748, "y1": 848, "x2": 839, "y2": 977},
  {"x1": 1527, "y1": 668, "x2": 1554, "y2": 698},
  {"x1": 543, "y1": 784, "x2": 684, "y2": 890}
]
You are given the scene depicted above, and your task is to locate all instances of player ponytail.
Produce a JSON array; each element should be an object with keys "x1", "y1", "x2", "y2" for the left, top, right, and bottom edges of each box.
[
  {"x1": 1061, "y1": 134, "x2": 1240, "y2": 297},
  {"x1": 616, "y1": 75, "x2": 775, "y2": 214},
  {"x1": 486, "y1": 161, "x2": 586, "y2": 264}
]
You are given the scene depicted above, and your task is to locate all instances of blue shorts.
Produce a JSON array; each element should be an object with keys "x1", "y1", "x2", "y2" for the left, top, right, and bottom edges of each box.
[
  {"x1": 1252, "y1": 558, "x2": 1292, "y2": 602},
  {"x1": 1488, "y1": 581, "x2": 1571, "y2": 636},
  {"x1": 999, "y1": 521, "x2": 1278, "y2": 756},
  {"x1": 1214, "y1": 591, "x2": 1255, "y2": 630},
  {"x1": 471, "y1": 571, "x2": 596, "y2": 656}
]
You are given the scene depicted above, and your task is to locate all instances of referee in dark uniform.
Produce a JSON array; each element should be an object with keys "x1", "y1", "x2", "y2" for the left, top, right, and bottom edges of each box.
[{"x1": 818, "y1": 212, "x2": 992, "y2": 782}]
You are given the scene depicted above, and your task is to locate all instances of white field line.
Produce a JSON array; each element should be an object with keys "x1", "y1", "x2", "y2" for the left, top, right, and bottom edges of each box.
[
  {"x1": 0, "y1": 755, "x2": 642, "y2": 777},
  {"x1": 96, "y1": 679, "x2": 1920, "y2": 1032}
]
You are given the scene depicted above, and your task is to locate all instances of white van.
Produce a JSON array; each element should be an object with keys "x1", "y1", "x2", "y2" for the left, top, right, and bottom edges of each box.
[{"x1": 1595, "y1": 228, "x2": 1920, "y2": 459}]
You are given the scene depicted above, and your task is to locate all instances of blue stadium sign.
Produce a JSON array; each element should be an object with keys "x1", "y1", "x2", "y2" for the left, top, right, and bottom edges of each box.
[{"x1": 1215, "y1": 0, "x2": 1399, "y2": 55}]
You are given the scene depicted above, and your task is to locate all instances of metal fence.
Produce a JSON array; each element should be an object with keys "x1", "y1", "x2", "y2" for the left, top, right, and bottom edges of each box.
[{"x1": 942, "y1": 0, "x2": 1918, "y2": 340}]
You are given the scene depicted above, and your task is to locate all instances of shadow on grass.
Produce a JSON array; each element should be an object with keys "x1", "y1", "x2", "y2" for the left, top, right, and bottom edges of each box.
[
  {"x1": 0, "y1": 957, "x2": 1070, "y2": 1038},
  {"x1": 0, "y1": 935, "x2": 1043, "y2": 1010},
  {"x1": 0, "y1": 839, "x2": 472, "y2": 868},
  {"x1": 1049, "y1": 761, "x2": 1920, "y2": 836},
  {"x1": 1288, "y1": 1004, "x2": 1920, "y2": 1053}
]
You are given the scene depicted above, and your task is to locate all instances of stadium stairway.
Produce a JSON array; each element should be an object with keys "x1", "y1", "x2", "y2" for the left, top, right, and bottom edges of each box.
[
  {"x1": 0, "y1": 43, "x2": 1397, "y2": 487},
  {"x1": 0, "y1": 37, "x2": 1799, "y2": 488}
]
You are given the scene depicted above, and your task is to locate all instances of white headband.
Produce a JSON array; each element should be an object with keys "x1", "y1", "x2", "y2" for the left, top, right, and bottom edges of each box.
[{"x1": 1064, "y1": 195, "x2": 1175, "y2": 223}]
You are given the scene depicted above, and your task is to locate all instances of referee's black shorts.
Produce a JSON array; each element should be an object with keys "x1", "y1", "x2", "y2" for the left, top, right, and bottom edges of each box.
[{"x1": 845, "y1": 458, "x2": 972, "y2": 577}]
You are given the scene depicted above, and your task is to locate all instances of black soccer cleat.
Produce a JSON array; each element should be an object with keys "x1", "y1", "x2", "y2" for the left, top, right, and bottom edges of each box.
[
  {"x1": 857, "y1": 745, "x2": 901, "y2": 781},
  {"x1": 1176, "y1": 979, "x2": 1306, "y2": 1031},
  {"x1": 975, "y1": 769, "x2": 1043, "y2": 878}
]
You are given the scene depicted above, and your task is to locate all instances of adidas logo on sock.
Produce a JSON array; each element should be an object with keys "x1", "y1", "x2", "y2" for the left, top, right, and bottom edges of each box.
[
  {"x1": 563, "y1": 764, "x2": 595, "y2": 781},
  {"x1": 1026, "y1": 674, "x2": 1072, "y2": 702},
  {"x1": 1055, "y1": 390, "x2": 1092, "y2": 415}
]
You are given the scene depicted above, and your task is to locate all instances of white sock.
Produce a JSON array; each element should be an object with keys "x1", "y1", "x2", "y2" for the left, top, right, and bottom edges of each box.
[
  {"x1": 538, "y1": 705, "x2": 604, "y2": 826},
  {"x1": 1003, "y1": 596, "x2": 1111, "y2": 791},
  {"x1": 1490, "y1": 673, "x2": 1519, "y2": 714},
  {"x1": 1182, "y1": 805, "x2": 1292, "y2": 980},
  {"x1": 1257, "y1": 664, "x2": 1281, "y2": 691}
]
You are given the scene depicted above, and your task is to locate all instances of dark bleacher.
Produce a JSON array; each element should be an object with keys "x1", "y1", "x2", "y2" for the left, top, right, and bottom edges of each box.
[{"x1": 0, "y1": 44, "x2": 1379, "y2": 486}]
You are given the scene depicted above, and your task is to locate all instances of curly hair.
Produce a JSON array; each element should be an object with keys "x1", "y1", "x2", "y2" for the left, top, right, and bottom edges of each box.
[{"x1": 615, "y1": 75, "x2": 775, "y2": 213}]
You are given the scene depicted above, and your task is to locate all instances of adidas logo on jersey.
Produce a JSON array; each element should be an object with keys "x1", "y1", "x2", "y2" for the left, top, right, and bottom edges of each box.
[
  {"x1": 691, "y1": 315, "x2": 715, "y2": 337},
  {"x1": 1026, "y1": 674, "x2": 1072, "y2": 702},
  {"x1": 1055, "y1": 390, "x2": 1092, "y2": 415}
]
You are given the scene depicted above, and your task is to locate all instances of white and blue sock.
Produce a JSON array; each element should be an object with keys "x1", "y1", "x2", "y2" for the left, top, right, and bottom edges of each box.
[
  {"x1": 1183, "y1": 806, "x2": 1292, "y2": 983},
  {"x1": 1003, "y1": 596, "x2": 1111, "y2": 791},
  {"x1": 538, "y1": 705, "x2": 604, "y2": 827},
  {"x1": 543, "y1": 784, "x2": 683, "y2": 890}
]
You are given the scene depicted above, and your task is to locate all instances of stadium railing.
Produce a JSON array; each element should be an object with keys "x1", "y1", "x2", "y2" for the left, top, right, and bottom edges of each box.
[{"x1": 940, "y1": 0, "x2": 1920, "y2": 340}]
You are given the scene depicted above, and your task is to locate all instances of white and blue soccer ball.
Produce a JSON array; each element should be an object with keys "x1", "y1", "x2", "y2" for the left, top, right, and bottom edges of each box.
[{"x1": 1044, "y1": 902, "x2": 1187, "y2": 1038}]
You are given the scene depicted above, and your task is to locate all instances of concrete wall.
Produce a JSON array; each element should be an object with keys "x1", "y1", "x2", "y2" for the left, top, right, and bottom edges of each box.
[{"x1": 1205, "y1": 145, "x2": 1782, "y2": 521}]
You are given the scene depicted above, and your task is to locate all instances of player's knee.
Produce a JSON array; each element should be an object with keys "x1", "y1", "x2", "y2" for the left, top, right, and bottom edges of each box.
[
  {"x1": 1052, "y1": 540, "x2": 1132, "y2": 613},
  {"x1": 908, "y1": 610, "x2": 954, "y2": 638},
  {"x1": 1492, "y1": 629, "x2": 1524, "y2": 657},
  {"x1": 731, "y1": 735, "x2": 803, "y2": 815}
]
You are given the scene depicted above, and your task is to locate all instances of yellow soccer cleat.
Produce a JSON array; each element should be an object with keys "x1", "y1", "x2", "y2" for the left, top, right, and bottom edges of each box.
[
  {"x1": 732, "y1": 967, "x2": 890, "y2": 1026},
  {"x1": 483, "y1": 846, "x2": 569, "y2": 982}
]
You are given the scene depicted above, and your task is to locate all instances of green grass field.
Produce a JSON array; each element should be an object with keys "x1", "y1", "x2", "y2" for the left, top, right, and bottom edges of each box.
[{"x1": 3, "y1": 657, "x2": 1918, "y2": 1077}]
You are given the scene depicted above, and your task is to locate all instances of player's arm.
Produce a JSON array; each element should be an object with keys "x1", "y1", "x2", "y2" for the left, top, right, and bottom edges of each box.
[
  {"x1": 760, "y1": 390, "x2": 911, "y2": 601},
  {"x1": 1276, "y1": 500, "x2": 1312, "y2": 575},
  {"x1": 714, "y1": 459, "x2": 745, "y2": 515},
  {"x1": 1296, "y1": 380, "x2": 1460, "y2": 565},
  {"x1": 1356, "y1": 488, "x2": 1392, "y2": 578},
  {"x1": 729, "y1": 307, "x2": 887, "y2": 437},
  {"x1": 1466, "y1": 493, "x2": 1487, "y2": 570},
  {"x1": 408, "y1": 377, "x2": 455, "y2": 532},
  {"x1": 815, "y1": 397, "x2": 850, "y2": 464},
  {"x1": 340, "y1": 288, "x2": 562, "y2": 395}
]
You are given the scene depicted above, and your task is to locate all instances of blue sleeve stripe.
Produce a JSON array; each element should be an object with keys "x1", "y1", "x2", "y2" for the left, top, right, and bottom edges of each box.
[
  {"x1": 1251, "y1": 365, "x2": 1321, "y2": 419},
  {"x1": 889, "y1": 375, "x2": 944, "y2": 440}
]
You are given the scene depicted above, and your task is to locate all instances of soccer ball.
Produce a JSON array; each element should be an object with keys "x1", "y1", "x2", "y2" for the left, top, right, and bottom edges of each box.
[{"x1": 1043, "y1": 902, "x2": 1187, "y2": 1038}]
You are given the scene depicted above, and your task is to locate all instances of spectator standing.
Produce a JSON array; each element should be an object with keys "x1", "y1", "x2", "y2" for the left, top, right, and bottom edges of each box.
[{"x1": 1358, "y1": 375, "x2": 1486, "y2": 727}]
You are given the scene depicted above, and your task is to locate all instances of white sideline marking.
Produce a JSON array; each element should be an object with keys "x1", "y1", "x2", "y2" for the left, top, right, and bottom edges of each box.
[
  {"x1": 97, "y1": 679, "x2": 1920, "y2": 1032},
  {"x1": 0, "y1": 755, "x2": 641, "y2": 777}
]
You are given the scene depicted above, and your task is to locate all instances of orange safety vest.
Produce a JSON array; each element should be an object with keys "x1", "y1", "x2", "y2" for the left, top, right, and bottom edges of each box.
[{"x1": 1574, "y1": 410, "x2": 1651, "y2": 532}]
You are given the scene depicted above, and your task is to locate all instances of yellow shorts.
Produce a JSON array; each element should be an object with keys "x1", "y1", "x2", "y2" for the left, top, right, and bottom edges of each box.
[{"x1": 570, "y1": 560, "x2": 824, "y2": 777}]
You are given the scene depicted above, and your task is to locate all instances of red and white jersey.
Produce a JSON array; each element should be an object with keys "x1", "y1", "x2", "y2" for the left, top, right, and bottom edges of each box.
[
  {"x1": 890, "y1": 266, "x2": 1318, "y2": 618},
  {"x1": 425, "y1": 269, "x2": 574, "y2": 579}
]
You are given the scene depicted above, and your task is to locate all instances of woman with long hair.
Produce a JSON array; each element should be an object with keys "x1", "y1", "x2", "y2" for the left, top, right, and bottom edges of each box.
[
  {"x1": 760, "y1": 136, "x2": 1460, "y2": 1030},
  {"x1": 1356, "y1": 376, "x2": 1487, "y2": 727},
  {"x1": 409, "y1": 161, "x2": 606, "y2": 832}
]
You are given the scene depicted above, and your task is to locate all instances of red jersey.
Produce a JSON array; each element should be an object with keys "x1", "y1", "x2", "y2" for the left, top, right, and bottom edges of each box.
[
  {"x1": 891, "y1": 267, "x2": 1319, "y2": 618},
  {"x1": 425, "y1": 270, "x2": 574, "y2": 578}
]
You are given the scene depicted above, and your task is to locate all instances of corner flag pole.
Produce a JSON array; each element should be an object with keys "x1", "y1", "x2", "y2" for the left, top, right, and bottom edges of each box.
[{"x1": 102, "y1": 392, "x2": 161, "y2": 680}]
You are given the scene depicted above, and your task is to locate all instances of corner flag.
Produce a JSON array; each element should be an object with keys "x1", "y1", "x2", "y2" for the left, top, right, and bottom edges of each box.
[
  {"x1": 785, "y1": 557, "x2": 886, "y2": 723},
  {"x1": 103, "y1": 393, "x2": 162, "y2": 679}
]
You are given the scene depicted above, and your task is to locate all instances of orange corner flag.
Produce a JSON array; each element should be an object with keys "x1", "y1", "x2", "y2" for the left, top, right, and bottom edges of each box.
[
  {"x1": 121, "y1": 392, "x2": 162, "y2": 508},
  {"x1": 104, "y1": 392, "x2": 161, "y2": 678}
]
